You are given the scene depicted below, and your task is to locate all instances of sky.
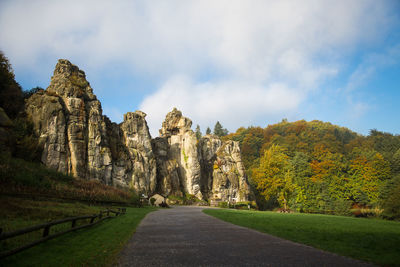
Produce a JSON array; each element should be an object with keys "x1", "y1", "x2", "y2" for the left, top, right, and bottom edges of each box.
[{"x1": 0, "y1": 0, "x2": 399, "y2": 137}]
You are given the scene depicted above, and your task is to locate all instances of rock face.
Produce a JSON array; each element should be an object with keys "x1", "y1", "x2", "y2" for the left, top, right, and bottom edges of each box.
[
  {"x1": 154, "y1": 108, "x2": 252, "y2": 202},
  {"x1": 155, "y1": 108, "x2": 203, "y2": 199},
  {"x1": 25, "y1": 59, "x2": 251, "y2": 202},
  {"x1": 25, "y1": 59, "x2": 156, "y2": 194}
]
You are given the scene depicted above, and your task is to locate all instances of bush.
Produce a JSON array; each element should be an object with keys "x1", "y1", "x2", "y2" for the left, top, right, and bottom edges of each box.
[
  {"x1": 150, "y1": 198, "x2": 156, "y2": 206},
  {"x1": 234, "y1": 201, "x2": 257, "y2": 210},
  {"x1": 159, "y1": 201, "x2": 169, "y2": 208},
  {"x1": 218, "y1": 201, "x2": 228, "y2": 208},
  {"x1": 166, "y1": 193, "x2": 203, "y2": 205}
]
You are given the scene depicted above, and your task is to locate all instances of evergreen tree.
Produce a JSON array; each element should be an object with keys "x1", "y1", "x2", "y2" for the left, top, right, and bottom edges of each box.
[
  {"x1": 195, "y1": 124, "x2": 202, "y2": 140},
  {"x1": 206, "y1": 127, "x2": 211, "y2": 135},
  {"x1": 213, "y1": 121, "x2": 228, "y2": 137}
]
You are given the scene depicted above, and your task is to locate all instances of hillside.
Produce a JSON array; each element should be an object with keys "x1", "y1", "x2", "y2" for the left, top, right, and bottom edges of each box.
[{"x1": 224, "y1": 120, "x2": 400, "y2": 218}]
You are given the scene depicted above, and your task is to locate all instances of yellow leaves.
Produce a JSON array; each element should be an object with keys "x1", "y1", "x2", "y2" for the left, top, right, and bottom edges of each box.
[
  {"x1": 348, "y1": 151, "x2": 391, "y2": 204},
  {"x1": 312, "y1": 143, "x2": 332, "y2": 160},
  {"x1": 310, "y1": 159, "x2": 335, "y2": 183},
  {"x1": 253, "y1": 144, "x2": 295, "y2": 208}
]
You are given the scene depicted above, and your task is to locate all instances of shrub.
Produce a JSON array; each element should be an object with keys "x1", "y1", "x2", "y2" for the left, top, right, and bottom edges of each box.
[
  {"x1": 234, "y1": 201, "x2": 257, "y2": 210},
  {"x1": 159, "y1": 201, "x2": 169, "y2": 208},
  {"x1": 150, "y1": 198, "x2": 156, "y2": 206},
  {"x1": 218, "y1": 201, "x2": 228, "y2": 208}
]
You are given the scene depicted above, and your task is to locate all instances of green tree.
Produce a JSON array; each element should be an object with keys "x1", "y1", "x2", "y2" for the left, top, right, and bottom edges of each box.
[
  {"x1": 22, "y1": 86, "x2": 43, "y2": 99},
  {"x1": 253, "y1": 144, "x2": 296, "y2": 210},
  {"x1": 206, "y1": 127, "x2": 211, "y2": 135},
  {"x1": 213, "y1": 121, "x2": 228, "y2": 137},
  {"x1": 195, "y1": 124, "x2": 202, "y2": 140},
  {"x1": 349, "y1": 150, "x2": 390, "y2": 205},
  {"x1": 0, "y1": 51, "x2": 23, "y2": 118}
]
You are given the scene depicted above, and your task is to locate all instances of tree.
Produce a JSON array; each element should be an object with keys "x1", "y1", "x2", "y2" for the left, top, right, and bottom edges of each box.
[
  {"x1": 206, "y1": 127, "x2": 211, "y2": 135},
  {"x1": 195, "y1": 125, "x2": 202, "y2": 140},
  {"x1": 213, "y1": 121, "x2": 228, "y2": 137},
  {"x1": 22, "y1": 86, "x2": 43, "y2": 99},
  {"x1": 349, "y1": 150, "x2": 390, "y2": 205},
  {"x1": 253, "y1": 144, "x2": 296, "y2": 210},
  {"x1": 0, "y1": 51, "x2": 23, "y2": 118}
]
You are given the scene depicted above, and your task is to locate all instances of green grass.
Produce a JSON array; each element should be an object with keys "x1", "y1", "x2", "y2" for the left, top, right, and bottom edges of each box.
[
  {"x1": 204, "y1": 209, "x2": 400, "y2": 266},
  {"x1": 0, "y1": 196, "x2": 107, "y2": 252},
  {"x1": 1, "y1": 203, "x2": 156, "y2": 266}
]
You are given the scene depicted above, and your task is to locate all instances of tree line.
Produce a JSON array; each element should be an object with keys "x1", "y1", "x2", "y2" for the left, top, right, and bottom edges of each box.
[
  {"x1": 224, "y1": 120, "x2": 400, "y2": 219},
  {"x1": 195, "y1": 121, "x2": 228, "y2": 140}
]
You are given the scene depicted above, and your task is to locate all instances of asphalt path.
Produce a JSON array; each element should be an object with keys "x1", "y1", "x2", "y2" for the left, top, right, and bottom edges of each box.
[{"x1": 117, "y1": 206, "x2": 373, "y2": 266}]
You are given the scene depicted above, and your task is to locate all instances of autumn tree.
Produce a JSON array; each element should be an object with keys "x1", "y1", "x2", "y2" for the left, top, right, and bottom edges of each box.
[
  {"x1": 253, "y1": 144, "x2": 295, "y2": 210},
  {"x1": 349, "y1": 150, "x2": 391, "y2": 205}
]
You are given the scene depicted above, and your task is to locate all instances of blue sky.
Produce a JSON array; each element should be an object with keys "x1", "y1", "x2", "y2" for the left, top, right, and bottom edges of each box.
[{"x1": 0, "y1": 0, "x2": 399, "y2": 137}]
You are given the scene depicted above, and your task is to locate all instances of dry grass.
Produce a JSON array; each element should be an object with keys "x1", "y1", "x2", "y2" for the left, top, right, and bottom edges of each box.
[{"x1": 0, "y1": 153, "x2": 138, "y2": 204}]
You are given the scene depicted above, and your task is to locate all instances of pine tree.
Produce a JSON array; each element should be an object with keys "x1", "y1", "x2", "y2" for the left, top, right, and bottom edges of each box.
[
  {"x1": 195, "y1": 125, "x2": 202, "y2": 140},
  {"x1": 213, "y1": 121, "x2": 228, "y2": 137},
  {"x1": 206, "y1": 127, "x2": 211, "y2": 135}
]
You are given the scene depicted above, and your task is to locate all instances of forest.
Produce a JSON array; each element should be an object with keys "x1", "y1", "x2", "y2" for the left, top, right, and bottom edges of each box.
[{"x1": 224, "y1": 120, "x2": 400, "y2": 218}]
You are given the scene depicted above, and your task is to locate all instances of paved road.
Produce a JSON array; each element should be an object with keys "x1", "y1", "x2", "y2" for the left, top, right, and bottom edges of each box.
[{"x1": 117, "y1": 206, "x2": 372, "y2": 266}]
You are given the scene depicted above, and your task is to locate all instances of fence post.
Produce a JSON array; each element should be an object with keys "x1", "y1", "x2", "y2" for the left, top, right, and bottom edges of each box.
[
  {"x1": 90, "y1": 216, "x2": 95, "y2": 224},
  {"x1": 72, "y1": 219, "x2": 76, "y2": 228},
  {"x1": 43, "y1": 226, "x2": 50, "y2": 237}
]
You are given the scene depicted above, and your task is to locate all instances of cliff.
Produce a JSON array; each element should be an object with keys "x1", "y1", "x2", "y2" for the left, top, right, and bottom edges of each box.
[{"x1": 25, "y1": 59, "x2": 251, "y2": 202}]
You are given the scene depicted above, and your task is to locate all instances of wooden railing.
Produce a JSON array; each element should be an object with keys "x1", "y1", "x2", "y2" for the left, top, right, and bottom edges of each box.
[{"x1": 0, "y1": 208, "x2": 126, "y2": 259}]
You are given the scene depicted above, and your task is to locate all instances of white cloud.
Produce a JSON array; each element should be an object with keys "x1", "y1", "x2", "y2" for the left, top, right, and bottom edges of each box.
[
  {"x1": 0, "y1": 0, "x2": 397, "y2": 135},
  {"x1": 140, "y1": 75, "x2": 304, "y2": 136}
]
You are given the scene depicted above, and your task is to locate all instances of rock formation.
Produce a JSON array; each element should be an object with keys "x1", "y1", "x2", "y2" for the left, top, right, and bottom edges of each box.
[
  {"x1": 25, "y1": 59, "x2": 252, "y2": 202},
  {"x1": 154, "y1": 108, "x2": 251, "y2": 202},
  {"x1": 25, "y1": 59, "x2": 156, "y2": 194},
  {"x1": 155, "y1": 108, "x2": 203, "y2": 199}
]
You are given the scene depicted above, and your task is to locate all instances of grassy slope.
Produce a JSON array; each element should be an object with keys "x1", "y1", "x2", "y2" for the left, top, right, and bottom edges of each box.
[
  {"x1": 1, "y1": 200, "x2": 156, "y2": 267},
  {"x1": 204, "y1": 209, "x2": 400, "y2": 266},
  {"x1": 0, "y1": 196, "x2": 105, "y2": 253},
  {"x1": 0, "y1": 154, "x2": 136, "y2": 204}
]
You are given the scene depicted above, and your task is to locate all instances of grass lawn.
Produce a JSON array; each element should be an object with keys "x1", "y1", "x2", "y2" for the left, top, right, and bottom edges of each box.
[
  {"x1": 1, "y1": 197, "x2": 156, "y2": 267},
  {"x1": 204, "y1": 209, "x2": 400, "y2": 266}
]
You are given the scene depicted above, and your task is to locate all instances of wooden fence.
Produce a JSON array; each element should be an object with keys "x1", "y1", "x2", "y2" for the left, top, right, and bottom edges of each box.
[{"x1": 0, "y1": 208, "x2": 126, "y2": 259}]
